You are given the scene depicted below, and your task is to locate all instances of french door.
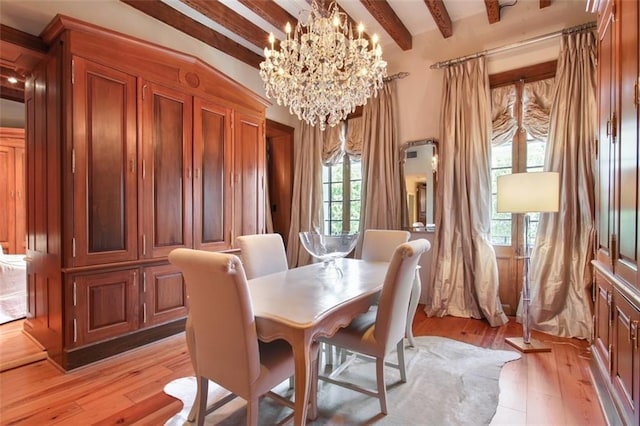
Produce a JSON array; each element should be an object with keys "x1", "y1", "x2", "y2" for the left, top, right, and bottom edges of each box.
[{"x1": 490, "y1": 81, "x2": 548, "y2": 315}]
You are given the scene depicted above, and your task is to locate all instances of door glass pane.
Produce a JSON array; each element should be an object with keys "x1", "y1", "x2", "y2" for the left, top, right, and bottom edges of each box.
[
  {"x1": 525, "y1": 136, "x2": 547, "y2": 246},
  {"x1": 491, "y1": 142, "x2": 513, "y2": 245}
]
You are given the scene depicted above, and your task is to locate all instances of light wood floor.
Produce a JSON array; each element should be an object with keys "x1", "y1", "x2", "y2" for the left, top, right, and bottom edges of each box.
[{"x1": 0, "y1": 308, "x2": 605, "y2": 425}]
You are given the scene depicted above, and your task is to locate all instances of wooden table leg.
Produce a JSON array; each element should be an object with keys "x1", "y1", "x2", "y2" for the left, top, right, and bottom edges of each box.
[{"x1": 292, "y1": 335, "x2": 312, "y2": 426}]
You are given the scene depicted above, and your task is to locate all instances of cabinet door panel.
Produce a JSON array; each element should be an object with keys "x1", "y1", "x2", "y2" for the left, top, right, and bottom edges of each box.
[
  {"x1": 71, "y1": 268, "x2": 138, "y2": 346},
  {"x1": 142, "y1": 83, "x2": 192, "y2": 258},
  {"x1": 72, "y1": 57, "x2": 138, "y2": 266},
  {"x1": 612, "y1": 291, "x2": 640, "y2": 425},
  {"x1": 141, "y1": 264, "x2": 187, "y2": 327},
  {"x1": 193, "y1": 98, "x2": 232, "y2": 250},
  {"x1": 594, "y1": 271, "x2": 612, "y2": 370},
  {"x1": 615, "y1": 0, "x2": 639, "y2": 287},
  {"x1": 234, "y1": 112, "x2": 265, "y2": 238},
  {"x1": 596, "y1": 5, "x2": 615, "y2": 267}
]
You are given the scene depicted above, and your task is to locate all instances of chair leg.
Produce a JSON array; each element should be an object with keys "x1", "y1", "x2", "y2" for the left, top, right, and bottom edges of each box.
[
  {"x1": 246, "y1": 397, "x2": 259, "y2": 426},
  {"x1": 397, "y1": 340, "x2": 407, "y2": 383},
  {"x1": 309, "y1": 352, "x2": 320, "y2": 420},
  {"x1": 196, "y1": 376, "x2": 208, "y2": 426},
  {"x1": 324, "y1": 342, "x2": 334, "y2": 365},
  {"x1": 185, "y1": 317, "x2": 199, "y2": 422},
  {"x1": 406, "y1": 272, "x2": 421, "y2": 347},
  {"x1": 375, "y1": 357, "x2": 388, "y2": 415}
]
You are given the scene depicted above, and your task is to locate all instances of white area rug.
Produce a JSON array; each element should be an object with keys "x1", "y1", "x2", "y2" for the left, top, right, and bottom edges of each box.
[{"x1": 164, "y1": 336, "x2": 521, "y2": 425}]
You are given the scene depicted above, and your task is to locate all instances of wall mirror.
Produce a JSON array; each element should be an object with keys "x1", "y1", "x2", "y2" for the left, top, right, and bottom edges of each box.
[{"x1": 401, "y1": 138, "x2": 438, "y2": 231}]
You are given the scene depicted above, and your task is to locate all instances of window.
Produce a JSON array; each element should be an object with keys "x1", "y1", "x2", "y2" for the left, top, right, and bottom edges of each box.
[
  {"x1": 489, "y1": 72, "x2": 554, "y2": 248},
  {"x1": 322, "y1": 154, "x2": 361, "y2": 235},
  {"x1": 490, "y1": 135, "x2": 546, "y2": 246}
]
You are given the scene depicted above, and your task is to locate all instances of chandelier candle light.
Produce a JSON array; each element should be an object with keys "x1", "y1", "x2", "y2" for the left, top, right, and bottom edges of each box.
[{"x1": 259, "y1": 1, "x2": 387, "y2": 130}]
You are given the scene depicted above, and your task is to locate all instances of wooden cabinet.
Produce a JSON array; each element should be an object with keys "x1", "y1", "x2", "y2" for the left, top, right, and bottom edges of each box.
[
  {"x1": 69, "y1": 268, "x2": 139, "y2": 346},
  {"x1": 612, "y1": 291, "x2": 640, "y2": 425},
  {"x1": 0, "y1": 128, "x2": 25, "y2": 254},
  {"x1": 193, "y1": 97, "x2": 232, "y2": 251},
  {"x1": 234, "y1": 111, "x2": 266, "y2": 239},
  {"x1": 25, "y1": 16, "x2": 267, "y2": 370},
  {"x1": 140, "y1": 82, "x2": 193, "y2": 259},
  {"x1": 71, "y1": 57, "x2": 138, "y2": 266},
  {"x1": 594, "y1": 271, "x2": 613, "y2": 371},
  {"x1": 592, "y1": 0, "x2": 640, "y2": 425},
  {"x1": 141, "y1": 264, "x2": 187, "y2": 328}
]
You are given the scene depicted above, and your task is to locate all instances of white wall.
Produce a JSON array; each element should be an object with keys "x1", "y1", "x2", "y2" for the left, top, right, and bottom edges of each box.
[{"x1": 384, "y1": 0, "x2": 594, "y2": 146}]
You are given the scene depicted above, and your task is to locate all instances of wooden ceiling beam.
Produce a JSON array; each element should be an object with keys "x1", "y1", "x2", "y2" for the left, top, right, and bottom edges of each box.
[
  {"x1": 0, "y1": 24, "x2": 48, "y2": 53},
  {"x1": 0, "y1": 66, "x2": 26, "y2": 83},
  {"x1": 0, "y1": 83, "x2": 24, "y2": 103},
  {"x1": 120, "y1": 0, "x2": 263, "y2": 68},
  {"x1": 359, "y1": 0, "x2": 412, "y2": 50},
  {"x1": 236, "y1": 0, "x2": 298, "y2": 31},
  {"x1": 302, "y1": 0, "x2": 372, "y2": 40},
  {"x1": 423, "y1": 0, "x2": 452, "y2": 38},
  {"x1": 180, "y1": 0, "x2": 268, "y2": 49},
  {"x1": 0, "y1": 64, "x2": 25, "y2": 102},
  {"x1": 484, "y1": 0, "x2": 501, "y2": 24}
]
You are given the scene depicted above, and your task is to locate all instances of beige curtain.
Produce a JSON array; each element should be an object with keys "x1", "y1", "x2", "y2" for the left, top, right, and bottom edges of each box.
[
  {"x1": 528, "y1": 31, "x2": 596, "y2": 339},
  {"x1": 358, "y1": 81, "x2": 403, "y2": 240},
  {"x1": 286, "y1": 122, "x2": 325, "y2": 267},
  {"x1": 425, "y1": 57, "x2": 508, "y2": 327},
  {"x1": 345, "y1": 116, "x2": 364, "y2": 160},
  {"x1": 491, "y1": 85, "x2": 517, "y2": 146},
  {"x1": 523, "y1": 78, "x2": 556, "y2": 141},
  {"x1": 321, "y1": 122, "x2": 345, "y2": 166}
]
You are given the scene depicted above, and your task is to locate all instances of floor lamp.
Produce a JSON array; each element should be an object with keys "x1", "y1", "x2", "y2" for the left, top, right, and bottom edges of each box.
[{"x1": 497, "y1": 171, "x2": 559, "y2": 353}]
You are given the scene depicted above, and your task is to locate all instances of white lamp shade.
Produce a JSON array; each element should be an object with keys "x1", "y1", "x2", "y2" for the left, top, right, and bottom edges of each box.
[{"x1": 497, "y1": 172, "x2": 560, "y2": 213}]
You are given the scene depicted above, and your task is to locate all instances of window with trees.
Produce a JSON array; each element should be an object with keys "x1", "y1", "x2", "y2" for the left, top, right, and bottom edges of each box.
[{"x1": 323, "y1": 154, "x2": 361, "y2": 235}]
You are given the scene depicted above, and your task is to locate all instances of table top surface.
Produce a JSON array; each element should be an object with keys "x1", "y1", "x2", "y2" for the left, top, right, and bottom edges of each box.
[{"x1": 248, "y1": 258, "x2": 388, "y2": 327}]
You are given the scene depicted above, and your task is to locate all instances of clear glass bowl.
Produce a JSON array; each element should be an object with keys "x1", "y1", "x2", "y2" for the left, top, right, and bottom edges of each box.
[{"x1": 299, "y1": 232, "x2": 359, "y2": 276}]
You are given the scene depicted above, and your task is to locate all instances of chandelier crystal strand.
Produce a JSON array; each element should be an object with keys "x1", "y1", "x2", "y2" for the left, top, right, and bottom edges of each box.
[{"x1": 259, "y1": 1, "x2": 387, "y2": 130}]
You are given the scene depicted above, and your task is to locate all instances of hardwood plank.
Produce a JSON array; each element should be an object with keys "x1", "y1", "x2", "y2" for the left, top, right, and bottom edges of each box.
[{"x1": 0, "y1": 308, "x2": 606, "y2": 424}]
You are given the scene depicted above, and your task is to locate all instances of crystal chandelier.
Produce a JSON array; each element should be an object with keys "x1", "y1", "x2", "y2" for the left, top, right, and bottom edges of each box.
[{"x1": 259, "y1": 1, "x2": 387, "y2": 130}]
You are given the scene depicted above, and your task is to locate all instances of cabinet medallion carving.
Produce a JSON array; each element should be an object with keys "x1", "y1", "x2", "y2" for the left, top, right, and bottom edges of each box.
[{"x1": 185, "y1": 72, "x2": 200, "y2": 88}]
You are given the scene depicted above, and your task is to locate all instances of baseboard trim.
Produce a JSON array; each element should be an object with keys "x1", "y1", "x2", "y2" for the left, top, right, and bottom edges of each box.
[{"x1": 62, "y1": 318, "x2": 186, "y2": 370}]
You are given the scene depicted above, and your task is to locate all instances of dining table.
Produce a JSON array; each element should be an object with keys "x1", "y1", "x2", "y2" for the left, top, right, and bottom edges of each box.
[{"x1": 247, "y1": 257, "x2": 389, "y2": 425}]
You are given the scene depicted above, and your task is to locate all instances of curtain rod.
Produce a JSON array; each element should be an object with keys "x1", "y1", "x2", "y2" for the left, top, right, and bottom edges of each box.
[
  {"x1": 384, "y1": 71, "x2": 410, "y2": 82},
  {"x1": 429, "y1": 21, "x2": 596, "y2": 69}
]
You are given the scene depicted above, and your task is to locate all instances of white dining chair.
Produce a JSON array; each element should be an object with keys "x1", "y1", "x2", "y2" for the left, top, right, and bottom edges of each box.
[
  {"x1": 235, "y1": 233, "x2": 288, "y2": 279},
  {"x1": 361, "y1": 229, "x2": 423, "y2": 347},
  {"x1": 169, "y1": 248, "x2": 296, "y2": 426},
  {"x1": 316, "y1": 239, "x2": 430, "y2": 415}
]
